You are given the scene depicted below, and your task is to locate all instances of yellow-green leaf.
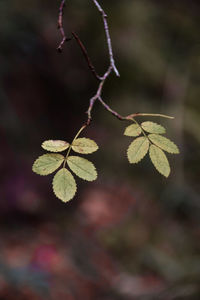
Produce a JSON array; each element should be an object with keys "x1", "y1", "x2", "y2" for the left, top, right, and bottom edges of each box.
[
  {"x1": 149, "y1": 145, "x2": 170, "y2": 177},
  {"x1": 127, "y1": 137, "x2": 149, "y2": 163},
  {"x1": 42, "y1": 140, "x2": 69, "y2": 152},
  {"x1": 72, "y1": 138, "x2": 99, "y2": 154},
  {"x1": 141, "y1": 121, "x2": 166, "y2": 134},
  {"x1": 149, "y1": 134, "x2": 179, "y2": 154},
  {"x1": 124, "y1": 124, "x2": 142, "y2": 137},
  {"x1": 67, "y1": 156, "x2": 97, "y2": 181},
  {"x1": 32, "y1": 154, "x2": 64, "y2": 175},
  {"x1": 53, "y1": 168, "x2": 76, "y2": 202}
]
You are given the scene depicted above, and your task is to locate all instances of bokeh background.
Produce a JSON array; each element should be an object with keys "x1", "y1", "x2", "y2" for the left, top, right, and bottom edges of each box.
[{"x1": 0, "y1": 0, "x2": 200, "y2": 299}]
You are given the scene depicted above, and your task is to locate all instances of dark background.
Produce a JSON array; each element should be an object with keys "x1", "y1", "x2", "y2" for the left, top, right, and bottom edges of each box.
[{"x1": 0, "y1": 0, "x2": 200, "y2": 299}]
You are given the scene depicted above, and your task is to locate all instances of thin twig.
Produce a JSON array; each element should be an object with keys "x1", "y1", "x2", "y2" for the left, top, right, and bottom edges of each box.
[
  {"x1": 84, "y1": 0, "x2": 121, "y2": 125},
  {"x1": 92, "y1": 0, "x2": 120, "y2": 77},
  {"x1": 57, "y1": 1, "x2": 173, "y2": 127},
  {"x1": 57, "y1": 0, "x2": 71, "y2": 52},
  {"x1": 127, "y1": 113, "x2": 174, "y2": 119},
  {"x1": 86, "y1": 80, "x2": 105, "y2": 125},
  {"x1": 98, "y1": 97, "x2": 126, "y2": 120},
  {"x1": 56, "y1": 0, "x2": 121, "y2": 125},
  {"x1": 72, "y1": 32, "x2": 101, "y2": 80}
]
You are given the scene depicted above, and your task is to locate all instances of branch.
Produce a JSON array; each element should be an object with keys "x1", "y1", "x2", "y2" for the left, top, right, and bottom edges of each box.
[
  {"x1": 57, "y1": 1, "x2": 173, "y2": 127},
  {"x1": 88, "y1": 96, "x2": 174, "y2": 125},
  {"x1": 92, "y1": 0, "x2": 120, "y2": 77},
  {"x1": 86, "y1": 79, "x2": 106, "y2": 125},
  {"x1": 57, "y1": 0, "x2": 71, "y2": 52},
  {"x1": 98, "y1": 97, "x2": 126, "y2": 120},
  {"x1": 56, "y1": 0, "x2": 122, "y2": 125},
  {"x1": 127, "y1": 113, "x2": 174, "y2": 119},
  {"x1": 72, "y1": 32, "x2": 101, "y2": 81},
  {"x1": 84, "y1": 0, "x2": 122, "y2": 125}
]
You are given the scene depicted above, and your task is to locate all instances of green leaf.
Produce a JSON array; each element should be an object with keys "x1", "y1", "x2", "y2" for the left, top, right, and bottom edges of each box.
[
  {"x1": 127, "y1": 137, "x2": 149, "y2": 163},
  {"x1": 124, "y1": 124, "x2": 142, "y2": 137},
  {"x1": 141, "y1": 121, "x2": 166, "y2": 134},
  {"x1": 72, "y1": 138, "x2": 99, "y2": 154},
  {"x1": 42, "y1": 140, "x2": 69, "y2": 152},
  {"x1": 32, "y1": 154, "x2": 64, "y2": 175},
  {"x1": 67, "y1": 156, "x2": 97, "y2": 181},
  {"x1": 149, "y1": 145, "x2": 170, "y2": 177},
  {"x1": 149, "y1": 134, "x2": 179, "y2": 154},
  {"x1": 53, "y1": 168, "x2": 76, "y2": 202}
]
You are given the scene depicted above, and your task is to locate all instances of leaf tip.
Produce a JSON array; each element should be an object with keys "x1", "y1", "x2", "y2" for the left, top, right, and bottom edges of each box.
[{"x1": 52, "y1": 168, "x2": 77, "y2": 202}]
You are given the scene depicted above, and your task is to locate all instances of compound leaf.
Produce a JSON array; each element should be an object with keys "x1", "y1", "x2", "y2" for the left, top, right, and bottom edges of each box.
[
  {"x1": 42, "y1": 140, "x2": 69, "y2": 152},
  {"x1": 141, "y1": 121, "x2": 166, "y2": 134},
  {"x1": 127, "y1": 136, "x2": 149, "y2": 163},
  {"x1": 67, "y1": 156, "x2": 97, "y2": 181},
  {"x1": 149, "y1": 145, "x2": 170, "y2": 177},
  {"x1": 124, "y1": 124, "x2": 142, "y2": 137},
  {"x1": 72, "y1": 138, "x2": 98, "y2": 154},
  {"x1": 149, "y1": 134, "x2": 179, "y2": 154},
  {"x1": 53, "y1": 168, "x2": 76, "y2": 202},
  {"x1": 32, "y1": 154, "x2": 64, "y2": 175}
]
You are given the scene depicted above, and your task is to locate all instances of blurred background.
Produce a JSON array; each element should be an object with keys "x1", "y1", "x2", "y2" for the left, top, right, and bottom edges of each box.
[{"x1": 0, "y1": 0, "x2": 200, "y2": 299}]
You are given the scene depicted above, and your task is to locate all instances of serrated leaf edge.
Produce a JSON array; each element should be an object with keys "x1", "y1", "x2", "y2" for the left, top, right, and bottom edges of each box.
[
  {"x1": 72, "y1": 137, "x2": 99, "y2": 154},
  {"x1": 127, "y1": 137, "x2": 150, "y2": 164},
  {"x1": 148, "y1": 134, "x2": 180, "y2": 154},
  {"x1": 124, "y1": 124, "x2": 142, "y2": 137},
  {"x1": 52, "y1": 168, "x2": 77, "y2": 202},
  {"x1": 141, "y1": 121, "x2": 166, "y2": 134},
  {"x1": 149, "y1": 145, "x2": 170, "y2": 178},
  {"x1": 32, "y1": 153, "x2": 64, "y2": 176},
  {"x1": 67, "y1": 156, "x2": 97, "y2": 181}
]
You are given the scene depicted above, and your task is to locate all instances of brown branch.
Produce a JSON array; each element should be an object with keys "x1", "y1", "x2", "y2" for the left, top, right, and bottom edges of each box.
[
  {"x1": 57, "y1": 0, "x2": 71, "y2": 52},
  {"x1": 72, "y1": 32, "x2": 101, "y2": 81},
  {"x1": 85, "y1": 67, "x2": 128, "y2": 125},
  {"x1": 56, "y1": 0, "x2": 124, "y2": 126},
  {"x1": 84, "y1": 0, "x2": 174, "y2": 126},
  {"x1": 55, "y1": 1, "x2": 174, "y2": 132},
  {"x1": 86, "y1": 80, "x2": 105, "y2": 125},
  {"x1": 98, "y1": 97, "x2": 126, "y2": 120}
]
